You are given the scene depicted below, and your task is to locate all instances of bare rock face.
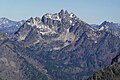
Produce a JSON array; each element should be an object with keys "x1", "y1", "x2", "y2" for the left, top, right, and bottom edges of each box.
[{"x1": 0, "y1": 10, "x2": 120, "y2": 80}]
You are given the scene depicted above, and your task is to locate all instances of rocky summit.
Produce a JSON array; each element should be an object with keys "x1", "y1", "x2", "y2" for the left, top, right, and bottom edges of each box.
[{"x1": 0, "y1": 10, "x2": 120, "y2": 80}]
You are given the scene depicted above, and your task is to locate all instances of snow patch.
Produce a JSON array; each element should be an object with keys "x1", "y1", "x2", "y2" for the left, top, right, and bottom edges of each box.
[
  {"x1": 70, "y1": 13, "x2": 74, "y2": 18},
  {"x1": 70, "y1": 20, "x2": 72, "y2": 24},
  {"x1": 45, "y1": 14, "x2": 61, "y2": 21},
  {"x1": 99, "y1": 26, "x2": 105, "y2": 31}
]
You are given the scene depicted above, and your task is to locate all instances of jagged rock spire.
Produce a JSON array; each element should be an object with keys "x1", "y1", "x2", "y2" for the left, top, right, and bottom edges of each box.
[
  {"x1": 59, "y1": 9, "x2": 65, "y2": 18},
  {"x1": 65, "y1": 10, "x2": 69, "y2": 15},
  {"x1": 59, "y1": 9, "x2": 64, "y2": 14}
]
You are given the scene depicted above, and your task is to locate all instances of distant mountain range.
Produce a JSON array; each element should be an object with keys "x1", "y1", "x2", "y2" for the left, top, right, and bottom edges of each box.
[
  {"x1": 91, "y1": 21, "x2": 120, "y2": 37},
  {"x1": 0, "y1": 17, "x2": 25, "y2": 34},
  {"x1": 0, "y1": 10, "x2": 120, "y2": 80}
]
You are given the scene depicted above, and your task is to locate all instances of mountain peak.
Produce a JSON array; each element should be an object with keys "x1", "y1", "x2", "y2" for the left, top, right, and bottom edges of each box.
[
  {"x1": 100, "y1": 20, "x2": 120, "y2": 28},
  {"x1": 0, "y1": 17, "x2": 12, "y2": 23},
  {"x1": 101, "y1": 21, "x2": 111, "y2": 25},
  {"x1": 59, "y1": 9, "x2": 65, "y2": 14},
  {"x1": 41, "y1": 10, "x2": 79, "y2": 26},
  {"x1": 16, "y1": 10, "x2": 98, "y2": 48},
  {"x1": 65, "y1": 10, "x2": 69, "y2": 14},
  {"x1": 1, "y1": 10, "x2": 120, "y2": 80},
  {"x1": 26, "y1": 17, "x2": 41, "y2": 27},
  {"x1": 0, "y1": 17, "x2": 9, "y2": 20}
]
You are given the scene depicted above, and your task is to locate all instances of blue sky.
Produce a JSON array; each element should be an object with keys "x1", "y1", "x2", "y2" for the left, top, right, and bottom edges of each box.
[{"x1": 0, "y1": 0, "x2": 120, "y2": 24}]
